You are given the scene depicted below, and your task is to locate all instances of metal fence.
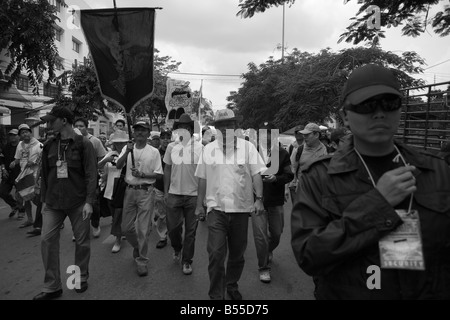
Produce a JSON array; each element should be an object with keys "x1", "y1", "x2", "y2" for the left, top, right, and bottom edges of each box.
[{"x1": 395, "y1": 81, "x2": 450, "y2": 153}]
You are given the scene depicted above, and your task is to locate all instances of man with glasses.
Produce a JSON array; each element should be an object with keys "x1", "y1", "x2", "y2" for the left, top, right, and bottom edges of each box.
[{"x1": 291, "y1": 64, "x2": 450, "y2": 299}]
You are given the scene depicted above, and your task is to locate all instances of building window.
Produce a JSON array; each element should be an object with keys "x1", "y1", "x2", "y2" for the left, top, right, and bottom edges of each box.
[
  {"x1": 56, "y1": 0, "x2": 61, "y2": 13},
  {"x1": 43, "y1": 85, "x2": 59, "y2": 98},
  {"x1": 55, "y1": 28, "x2": 63, "y2": 42},
  {"x1": 16, "y1": 76, "x2": 28, "y2": 91},
  {"x1": 72, "y1": 38, "x2": 80, "y2": 53}
]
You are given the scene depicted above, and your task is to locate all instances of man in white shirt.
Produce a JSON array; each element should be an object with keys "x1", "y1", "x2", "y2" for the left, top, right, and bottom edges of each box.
[
  {"x1": 116, "y1": 121, "x2": 163, "y2": 277},
  {"x1": 195, "y1": 109, "x2": 266, "y2": 300},
  {"x1": 164, "y1": 114, "x2": 203, "y2": 276}
]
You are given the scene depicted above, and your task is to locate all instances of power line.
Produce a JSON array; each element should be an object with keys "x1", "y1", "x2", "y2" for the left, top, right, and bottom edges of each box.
[
  {"x1": 168, "y1": 71, "x2": 241, "y2": 77},
  {"x1": 424, "y1": 59, "x2": 450, "y2": 70}
]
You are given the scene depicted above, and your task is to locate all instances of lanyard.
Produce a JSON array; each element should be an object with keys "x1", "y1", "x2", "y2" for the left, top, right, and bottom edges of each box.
[
  {"x1": 58, "y1": 140, "x2": 69, "y2": 162},
  {"x1": 354, "y1": 145, "x2": 414, "y2": 212}
]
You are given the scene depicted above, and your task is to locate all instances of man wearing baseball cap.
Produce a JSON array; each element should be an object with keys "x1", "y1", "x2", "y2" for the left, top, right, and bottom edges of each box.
[
  {"x1": 116, "y1": 120, "x2": 163, "y2": 277},
  {"x1": 291, "y1": 64, "x2": 450, "y2": 299},
  {"x1": 34, "y1": 106, "x2": 98, "y2": 300},
  {"x1": 291, "y1": 122, "x2": 328, "y2": 203}
]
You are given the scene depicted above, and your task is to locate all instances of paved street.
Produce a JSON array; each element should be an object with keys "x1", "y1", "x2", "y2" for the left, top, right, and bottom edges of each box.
[{"x1": 0, "y1": 196, "x2": 314, "y2": 301}]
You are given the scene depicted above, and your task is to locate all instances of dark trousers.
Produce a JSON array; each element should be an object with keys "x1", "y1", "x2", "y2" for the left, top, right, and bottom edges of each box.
[
  {"x1": 32, "y1": 194, "x2": 43, "y2": 229},
  {"x1": 166, "y1": 194, "x2": 199, "y2": 264},
  {"x1": 207, "y1": 210, "x2": 249, "y2": 300}
]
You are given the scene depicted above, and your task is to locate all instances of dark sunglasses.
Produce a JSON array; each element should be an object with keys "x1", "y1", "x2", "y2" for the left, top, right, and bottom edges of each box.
[{"x1": 344, "y1": 97, "x2": 402, "y2": 114}]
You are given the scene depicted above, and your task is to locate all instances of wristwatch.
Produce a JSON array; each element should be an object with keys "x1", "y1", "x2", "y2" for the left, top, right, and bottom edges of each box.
[{"x1": 255, "y1": 196, "x2": 264, "y2": 201}]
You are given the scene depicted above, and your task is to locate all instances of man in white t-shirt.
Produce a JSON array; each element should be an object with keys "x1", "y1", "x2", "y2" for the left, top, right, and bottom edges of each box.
[
  {"x1": 195, "y1": 109, "x2": 266, "y2": 300},
  {"x1": 163, "y1": 114, "x2": 203, "y2": 276},
  {"x1": 116, "y1": 121, "x2": 163, "y2": 277}
]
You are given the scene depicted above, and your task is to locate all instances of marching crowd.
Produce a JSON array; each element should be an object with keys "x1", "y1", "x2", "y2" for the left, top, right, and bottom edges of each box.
[{"x1": 1, "y1": 64, "x2": 450, "y2": 300}]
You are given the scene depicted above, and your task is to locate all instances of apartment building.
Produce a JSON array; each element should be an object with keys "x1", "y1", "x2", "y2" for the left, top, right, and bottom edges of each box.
[{"x1": 0, "y1": 0, "x2": 106, "y2": 136}]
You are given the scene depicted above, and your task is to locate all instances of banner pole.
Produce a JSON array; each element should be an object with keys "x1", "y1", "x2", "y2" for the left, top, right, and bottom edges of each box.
[{"x1": 126, "y1": 113, "x2": 136, "y2": 167}]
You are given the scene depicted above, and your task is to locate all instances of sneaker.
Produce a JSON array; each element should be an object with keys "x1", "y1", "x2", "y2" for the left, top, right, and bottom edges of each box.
[
  {"x1": 16, "y1": 214, "x2": 24, "y2": 220},
  {"x1": 173, "y1": 251, "x2": 181, "y2": 263},
  {"x1": 182, "y1": 262, "x2": 193, "y2": 275},
  {"x1": 112, "y1": 241, "x2": 121, "y2": 253},
  {"x1": 92, "y1": 226, "x2": 101, "y2": 238},
  {"x1": 259, "y1": 270, "x2": 271, "y2": 283},
  {"x1": 137, "y1": 264, "x2": 148, "y2": 277},
  {"x1": 19, "y1": 221, "x2": 33, "y2": 228},
  {"x1": 156, "y1": 239, "x2": 167, "y2": 249},
  {"x1": 27, "y1": 228, "x2": 41, "y2": 237}
]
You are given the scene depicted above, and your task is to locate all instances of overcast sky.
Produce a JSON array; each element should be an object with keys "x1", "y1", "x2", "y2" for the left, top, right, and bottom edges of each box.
[{"x1": 85, "y1": 0, "x2": 450, "y2": 111}]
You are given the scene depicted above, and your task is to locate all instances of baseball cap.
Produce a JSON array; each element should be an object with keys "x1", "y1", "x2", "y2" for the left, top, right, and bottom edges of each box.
[
  {"x1": 132, "y1": 121, "x2": 151, "y2": 130},
  {"x1": 18, "y1": 123, "x2": 32, "y2": 133},
  {"x1": 150, "y1": 131, "x2": 161, "y2": 140},
  {"x1": 8, "y1": 129, "x2": 18, "y2": 135},
  {"x1": 342, "y1": 64, "x2": 403, "y2": 106},
  {"x1": 40, "y1": 106, "x2": 74, "y2": 123},
  {"x1": 299, "y1": 123, "x2": 321, "y2": 135}
]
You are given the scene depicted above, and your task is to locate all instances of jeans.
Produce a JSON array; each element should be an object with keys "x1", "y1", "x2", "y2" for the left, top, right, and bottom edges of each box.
[
  {"x1": 251, "y1": 205, "x2": 284, "y2": 271},
  {"x1": 121, "y1": 187, "x2": 154, "y2": 267},
  {"x1": 166, "y1": 194, "x2": 198, "y2": 264},
  {"x1": 41, "y1": 203, "x2": 90, "y2": 293},
  {"x1": 207, "y1": 210, "x2": 249, "y2": 300},
  {"x1": 152, "y1": 189, "x2": 168, "y2": 241}
]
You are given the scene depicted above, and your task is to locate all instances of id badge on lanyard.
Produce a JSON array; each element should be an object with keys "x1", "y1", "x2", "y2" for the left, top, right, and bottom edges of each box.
[
  {"x1": 57, "y1": 161, "x2": 68, "y2": 179},
  {"x1": 355, "y1": 145, "x2": 425, "y2": 271},
  {"x1": 378, "y1": 209, "x2": 425, "y2": 270},
  {"x1": 57, "y1": 141, "x2": 69, "y2": 179}
]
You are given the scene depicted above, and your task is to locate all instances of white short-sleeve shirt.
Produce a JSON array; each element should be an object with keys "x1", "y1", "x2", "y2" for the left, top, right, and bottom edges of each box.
[
  {"x1": 119, "y1": 144, "x2": 163, "y2": 185},
  {"x1": 195, "y1": 138, "x2": 266, "y2": 213},
  {"x1": 163, "y1": 139, "x2": 203, "y2": 196}
]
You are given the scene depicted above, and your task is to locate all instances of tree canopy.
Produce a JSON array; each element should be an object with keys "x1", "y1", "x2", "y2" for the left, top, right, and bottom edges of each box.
[
  {"x1": 0, "y1": 0, "x2": 64, "y2": 94},
  {"x1": 236, "y1": 0, "x2": 450, "y2": 45},
  {"x1": 229, "y1": 46, "x2": 426, "y2": 132}
]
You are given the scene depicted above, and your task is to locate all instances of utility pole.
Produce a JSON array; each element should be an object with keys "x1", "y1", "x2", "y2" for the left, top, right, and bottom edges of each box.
[{"x1": 282, "y1": 3, "x2": 285, "y2": 63}]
